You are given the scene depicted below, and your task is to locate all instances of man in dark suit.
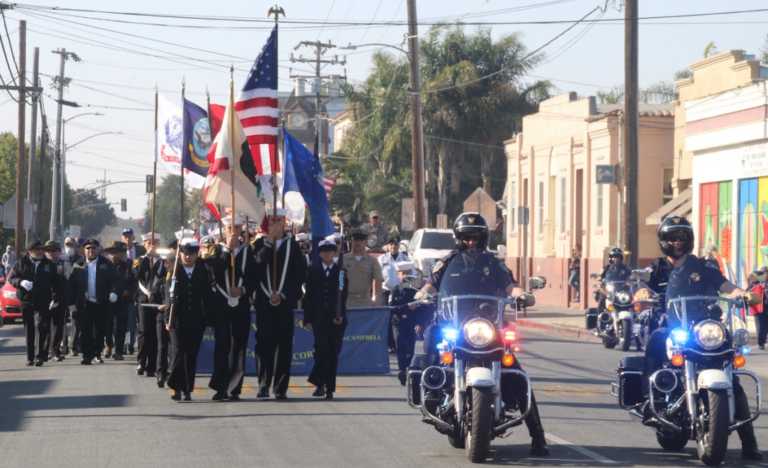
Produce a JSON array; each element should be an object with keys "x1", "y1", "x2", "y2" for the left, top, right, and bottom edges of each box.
[
  {"x1": 122, "y1": 228, "x2": 147, "y2": 262},
  {"x1": 43, "y1": 241, "x2": 68, "y2": 362},
  {"x1": 208, "y1": 217, "x2": 257, "y2": 401},
  {"x1": 69, "y1": 239, "x2": 118, "y2": 365},
  {"x1": 8, "y1": 240, "x2": 63, "y2": 366},
  {"x1": 253, "y1": 210, "x2": 307, "y2": 400},
  {"x1": 164, "y1": 238, "x2": 216, "y2": 401},
  {"x1": 304, "y1": 239, "x2": 348, "y2": 400},
  {"x1": 104, "y1": 241, "x2": 137, "y2": 361},
  {"x1": 135, "y1": 234, "x2": 166, "y2": 379}
]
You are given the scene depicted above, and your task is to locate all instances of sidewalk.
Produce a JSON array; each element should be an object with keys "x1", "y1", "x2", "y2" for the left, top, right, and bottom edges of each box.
[{"x1": 515, "y1": 305, "x2": 768, "y2": 380}]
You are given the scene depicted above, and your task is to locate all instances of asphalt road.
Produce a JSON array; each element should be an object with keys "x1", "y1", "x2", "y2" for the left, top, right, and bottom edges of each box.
[{"x1": 0, "y1": 322, "x2": 766, "y2": 468}]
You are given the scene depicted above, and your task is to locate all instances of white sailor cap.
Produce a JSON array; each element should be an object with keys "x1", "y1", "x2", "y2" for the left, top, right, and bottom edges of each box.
[
  {"x1": 326, "y1": 232, "x2": 342, "y2": 243},
  {"x1": 179, "y1": 238, "x2": 200, "y2": 252},
  {"x1": 396, "y1": 260, "x2": 415, "y2": 272},
  {"x1": 295, "y1": 232, "x2": 310, "y2": 242},
  {"x1": 174, "y1": 228, "x2": 196, "y2": 240},
  {"x1": 318, "y1": 239, "x2": 337, "y2": 251},
  {"x1": 141, "y1": 232, "x2": 162, "y2": 243}
]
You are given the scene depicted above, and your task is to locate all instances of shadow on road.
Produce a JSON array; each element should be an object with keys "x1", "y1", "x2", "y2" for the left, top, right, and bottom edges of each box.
[{"x1": 0, "y1": 379, "x2": 132, "y2": 431}]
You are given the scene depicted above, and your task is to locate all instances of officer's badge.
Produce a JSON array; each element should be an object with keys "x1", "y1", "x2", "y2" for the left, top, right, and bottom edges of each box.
[
  {"x1": 483, "y1": 266, "x2": 490, "y2": 276},
  {"x1": 690, "y1": 272, "x2": 701, "y2": 283},
  {"x1": 468, "y1": 215, "x2": 477, "y2": 224}
]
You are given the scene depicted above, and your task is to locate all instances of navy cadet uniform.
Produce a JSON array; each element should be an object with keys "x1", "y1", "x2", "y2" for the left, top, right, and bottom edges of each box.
[
  {"x1": 421, "y1": 249, "x2": 548, "y2": 448},
  {"x1": 135, "y1": 244, "x2": 167, "y2": 377},
  {"x1": 644, "y1": 254, "x2": 760, "y2": 454}
]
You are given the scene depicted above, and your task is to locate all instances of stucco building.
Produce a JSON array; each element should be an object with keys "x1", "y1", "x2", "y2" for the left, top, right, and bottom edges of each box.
[{"x1": 504, "y1": 93, "x2": 673, "y2": 307}]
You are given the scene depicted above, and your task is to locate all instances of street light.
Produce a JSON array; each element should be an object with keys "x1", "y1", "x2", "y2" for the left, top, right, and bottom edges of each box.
[
  {"x1": 339, "y1": 33, "x2": 427, "y2": 229},
  {"x1": 60, "y1": 129, "x2": 122, "y2": 235},
  {"x1": 61, "y1": 112, "x2": 103, "y2": 229}
]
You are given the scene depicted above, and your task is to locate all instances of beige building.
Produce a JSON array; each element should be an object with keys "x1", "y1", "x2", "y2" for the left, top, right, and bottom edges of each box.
[
  {"x1": 332, "y1": 110, "x2": 354, "y2": 153},
  {"x1": 504, "y1": 93, "x2": 673, "y2": 308}
]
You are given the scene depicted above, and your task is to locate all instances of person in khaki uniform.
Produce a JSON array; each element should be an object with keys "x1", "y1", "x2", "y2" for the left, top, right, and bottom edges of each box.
[{"x1": 343, "y1": 229, "x2": 383, "y2": 307}]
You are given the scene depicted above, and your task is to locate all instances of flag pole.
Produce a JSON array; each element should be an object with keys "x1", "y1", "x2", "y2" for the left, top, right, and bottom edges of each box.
[
  {"x1": 268, "y1": 4, "x2": 285, "y2": 300},
  {"x1": 207, "y1": 86, "x2": 225, "y2": 240},
  {"x1": 228, "y1": 66, "x2": 237, "y2": 289},
  {"x1": 180, "y1": 78, "x2": 186, "y2": 231},
  {"x1": 151, "y1": 86, "x2": 158, "y2": 246}
]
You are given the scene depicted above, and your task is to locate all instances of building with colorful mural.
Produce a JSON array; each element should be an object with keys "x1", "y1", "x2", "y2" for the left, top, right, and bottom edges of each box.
[{"x1": 679, "y1": 51, "x2": 768, "y2": 285}]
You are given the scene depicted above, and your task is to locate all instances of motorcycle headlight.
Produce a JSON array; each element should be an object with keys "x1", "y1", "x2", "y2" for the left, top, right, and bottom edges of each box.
[
  {"x1": 615, "y1": 291, "x2": 631, "y2": 305},
  {"x1": 462, "y1": 318, "x2": 496, "y2": 348},
  {"x1": 693, "y1": 320, "x2": 726, "y2": 351}
]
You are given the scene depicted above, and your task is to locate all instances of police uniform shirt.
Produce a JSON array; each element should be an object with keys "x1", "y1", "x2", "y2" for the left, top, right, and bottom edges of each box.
[
  {"x1": 665, "y1": 255, "x2": 727, "y2": 325},
  {"x1": 429, "y1": 251, "x2": 515, "y2": 295},
  {"x1": 343, "y1": 253, "x2": 384, "y2": 307},
  {"x1": 600, "y1": 263, "x2": 631, "y2": 282}
]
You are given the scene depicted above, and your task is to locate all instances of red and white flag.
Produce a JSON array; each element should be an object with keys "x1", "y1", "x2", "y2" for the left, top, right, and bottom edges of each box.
[
  {"x1": 203, "y1": 82, "x2": 266, "y2": 222},
  {"x1": 236, "y1": 26, "x2": 280, "y2": 176}
]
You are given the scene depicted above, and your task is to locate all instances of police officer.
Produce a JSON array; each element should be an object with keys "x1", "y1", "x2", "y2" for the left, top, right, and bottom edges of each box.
[
  {"x1": 644, "y1": 216, "x2": 762, "y2": 461},
  {"x1": 304, "y1": 239, "x2": 348, "y2": 400},
  {"x1": 414, "y1": 213, "x2": 549, "y2": 457},
  {"x1": 105, "y1": 241, "x2": 137, "y2": 361},
  {"x1": 8, "y1": 240, "x2": 63, "y2": 366},
  {"x1": 600, "y1": 247, "x2": 631, "y2": 281}
]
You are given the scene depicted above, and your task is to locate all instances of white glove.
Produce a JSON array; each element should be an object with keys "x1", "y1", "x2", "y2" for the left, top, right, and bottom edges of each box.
[
  {"x1": 109, "y1": 292, "x2": 118, "y2": 303},
  {"x1": 20, "y1": 280, "x2": 33, "y2": 291},
  {"x1": 48, "y1": 301, "x2": 58, "y2": 310},
  {"x1": 68, "y1": 305, "x2": 76, "y2": 314}
]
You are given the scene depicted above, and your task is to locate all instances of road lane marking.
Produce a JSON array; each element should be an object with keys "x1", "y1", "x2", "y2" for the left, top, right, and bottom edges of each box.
[{"x1": 546, "y1": 432, "x2": 618, "y2": 465}]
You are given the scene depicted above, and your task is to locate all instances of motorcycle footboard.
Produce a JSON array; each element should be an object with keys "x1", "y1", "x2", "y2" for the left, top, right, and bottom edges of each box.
[
  {"x1": 494, "y1": 369, "x2": 532, "y2": 436},
  {"x1": 730, "y1": 370, "x2": 762, "y2": 431}
]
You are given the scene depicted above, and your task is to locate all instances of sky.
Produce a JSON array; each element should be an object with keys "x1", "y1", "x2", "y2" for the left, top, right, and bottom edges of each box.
[{"x1": 0, "y1": 0, "x2": 766, "y2": 220}]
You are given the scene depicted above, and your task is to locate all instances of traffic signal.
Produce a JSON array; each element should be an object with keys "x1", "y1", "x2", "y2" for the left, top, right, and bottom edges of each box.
[
  {"x1": 145, "y1": 175, "x2": 154, "y2": 194},
  {"x1": 120, "y1": 198, "x2": 127, "y2": 212}
]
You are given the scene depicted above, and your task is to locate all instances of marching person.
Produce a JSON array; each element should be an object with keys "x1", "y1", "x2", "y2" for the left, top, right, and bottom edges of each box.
[
  {"x1": 389, "y1": 260, "x2": 431, "y2": 385},
  {"x1": 122, "y1": 228, "x2": 147, "y2": 262},
  {"x1": 209, "y1": 216, "x2": 257, "y2": 402},
  {"x1": 155, "y1": 240, "x2": 174, "y2": 387},
  {"x1": 69, "y1": 239, "x2": 118, "y2": 365},
  {"x1": 344, "y1": 228, "x2": 383, "y2": 307},
  {"x1": 163, "y1": 238, "x2": 216, "y2": 402},
  {"x1": 62, "y1": 237, "x2": 84, "y2": 356},
  {"x1": 8, "y1": 240, "x2": 63, "y2": 366},
  {"x1": 127, "y1": 234, "x2": 157, "y2": 355},
  {"x1": 304, "y1": 239, "x2": 348, "y2": 400},
  {"x1": 105, "y1": 241, "x2": 137, "y2": 361},
  {"x1": 43, "y1": 241, "x2": 68, "y2": 362},
  {"x1": 253, "y1": 210, "x2": 307, "y2": 400},
  {"x1": 135, "y1": 234, "x2": 165, "y2": 379}
]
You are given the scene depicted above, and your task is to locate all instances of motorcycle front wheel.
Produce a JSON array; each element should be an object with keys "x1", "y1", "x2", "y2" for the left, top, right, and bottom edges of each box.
[
  {"x1": 697, "y1": 389, "x2": 729, "y2": 466},
  {"x1": 466, "y1": 387, "x2": 493, "y2": 463},
  {"x1": 621, "y1": 319, "x2": 632, "y2": 351}
]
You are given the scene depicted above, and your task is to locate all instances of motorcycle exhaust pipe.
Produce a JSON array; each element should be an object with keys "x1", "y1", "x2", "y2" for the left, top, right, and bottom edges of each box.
[
  {"x1": 421, "y1": 366, "x2": 448, "y2": 391},
  {"x1": 651, "y1": 369, "x2": 679, "y2": 394}
]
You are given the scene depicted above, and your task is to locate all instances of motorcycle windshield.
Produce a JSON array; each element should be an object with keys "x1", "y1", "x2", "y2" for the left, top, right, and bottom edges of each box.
[
  {"x1": 436, "y1": 253, "x2": 507, "y2": 326},
  {"x1": 666, "y1": 295, "x2": 745, "y2": 333}
]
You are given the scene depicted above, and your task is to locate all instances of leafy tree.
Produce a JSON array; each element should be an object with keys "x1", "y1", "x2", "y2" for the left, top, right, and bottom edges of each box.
[
  {"x1": 66, "y1": 188, "x2": 116, "y2": 238},
  {"x1": 596, "y1": 82, "x2": 677, "y2": 105}
]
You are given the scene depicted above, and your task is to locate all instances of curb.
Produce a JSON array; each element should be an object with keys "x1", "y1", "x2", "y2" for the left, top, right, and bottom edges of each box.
[{"x1": 517, "y1": 318, "x2": 602, "y2": 343}]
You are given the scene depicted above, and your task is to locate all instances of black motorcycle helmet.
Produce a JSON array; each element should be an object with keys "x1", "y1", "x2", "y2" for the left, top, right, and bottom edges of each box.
[
  {"x1": 658, "y1": 216, "x2": 694, "y2": 259},
  {"x1": 453, "y1": 212, "x2": 489, "y2": 250},
  {"x1": 608, "y1": 247, "x2": 624, "y2": 264}
]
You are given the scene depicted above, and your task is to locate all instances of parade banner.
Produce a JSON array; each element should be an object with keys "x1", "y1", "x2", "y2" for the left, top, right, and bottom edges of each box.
[{"x1": 197, "y1": 307, "x2": 391, "y2": 376}]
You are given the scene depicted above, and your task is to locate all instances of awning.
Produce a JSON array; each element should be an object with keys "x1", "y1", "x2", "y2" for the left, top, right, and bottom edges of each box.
[{"x1": 645, "y1": 187, "x2": 692, "y2": 225}]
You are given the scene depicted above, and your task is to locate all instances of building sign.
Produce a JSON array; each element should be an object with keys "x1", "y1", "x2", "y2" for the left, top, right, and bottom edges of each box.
[{"x1": 596, "y1": 164, "x2": 618, "y2": 184}]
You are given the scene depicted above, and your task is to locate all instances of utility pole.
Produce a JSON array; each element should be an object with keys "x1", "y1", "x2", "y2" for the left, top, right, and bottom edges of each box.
[
  {"x1": 624, "y1": 0, "x2": 639, "y2": 266},
  {"x1": 25, "y1": 46, "x2": 38, "y2": 243},
  {"x1": 14, "y1": 20, "x2": 25, "y2": 252},
  {"x1": 96, "y1": 170, "x2": 109, "y2": 199},
  {"x1": 290, "y1": 40, "x2": 345, "y2": 158},
  {"x1": 407, "y1": 0, "x2": 426, "y2": 229},
  {"x1": 49, "y1": 48, "x2": 79, "y2": 240}
]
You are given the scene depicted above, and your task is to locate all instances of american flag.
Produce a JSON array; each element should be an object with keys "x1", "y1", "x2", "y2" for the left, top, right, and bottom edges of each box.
[
  {"x1": 323, "y1": 175, "x2": 336, "y2": 196},
  {"x1": 236, "y1": 26, "x2": 280, "y2": 176}
]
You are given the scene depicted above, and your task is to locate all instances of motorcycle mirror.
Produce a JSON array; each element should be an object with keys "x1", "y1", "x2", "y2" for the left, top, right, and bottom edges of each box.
[
  {"x1": 589, "y1": 273, "x2": 600, "y2": 280},
  {"x1": 528, "y1": 276, "x2": 547, "y2": 290},
  {"x1": 733, "y1": 329, "x2": 750, "y2": 347}
]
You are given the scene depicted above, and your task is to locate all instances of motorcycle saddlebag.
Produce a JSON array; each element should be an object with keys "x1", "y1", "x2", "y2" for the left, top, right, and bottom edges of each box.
[
  {"x1": 617, "y1": 356, "x2": 646, "y2": 408},
  {"x1": 407, "y1": 354, "x2": 430, "y2": 406},
  {"x1": 585, "y1": 308, "x2": 598, "y2": 330}
]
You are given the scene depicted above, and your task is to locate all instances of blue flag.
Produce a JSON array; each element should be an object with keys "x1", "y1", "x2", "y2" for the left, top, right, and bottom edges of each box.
[
  {"x1": 182, "y1": 98, "x2": 212, "y2": 177},
  {"x1": 283, "y1": 131, "x2": 334, "y2": 238}
]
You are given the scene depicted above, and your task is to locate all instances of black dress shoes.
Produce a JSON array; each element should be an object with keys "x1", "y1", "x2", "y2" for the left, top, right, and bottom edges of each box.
[
  {"x1": 171, "y1": 391, "x2": 181, "y2": 401},
  {"x1": 136, "y1": 366, "x2": 145, "y2": 375},
  {"x1": 742, "y1": 448, "x2": 763, "y2": 461},
  {"x1": 183, "y1": 393, "x2": 191, "y2": 401},
  {"x1": 312, "y1": 387, "x2": 325, "y2": 397},
  {"x1": 26, "y1": 360, "x2": 33, "y2": 366},
  {"x1": 229, "y1": 394, "x2": 241, "y2": 401},
  {"x1": 274, "y1": 393, "x2": 288, "y2": 401},
  {"x1": 212, "y1": 392, "x2": 227, "y2": 401},
  {"x1": 324, "y1": 392, "x2": 334, "y2": 401},
  {"x1": 256, "y1": 388, "x2": 270, "y2": 400},
  {"x1": 34, "y1": 360, "x2": 43, "y2": 367},
  {"x1": 80, "y1": 359, "x2": 92, "y2": 365}
]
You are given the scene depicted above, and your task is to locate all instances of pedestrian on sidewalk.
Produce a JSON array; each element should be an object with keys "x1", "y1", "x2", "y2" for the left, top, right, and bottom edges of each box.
[
  {"x1": 568, "y1": 246, "x2": 581, "y2": 302},
  {"x1": 8, "y1": 240, "x2": 63, "y2": 366},
  {"x1": 748, "y1": 268, "x2": 768, "y2": 350}
]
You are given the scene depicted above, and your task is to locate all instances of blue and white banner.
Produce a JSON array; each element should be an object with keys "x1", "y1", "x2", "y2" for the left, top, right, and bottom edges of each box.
[{"x1": 197, "y1": 307, "x2": 390, "y2": 375}]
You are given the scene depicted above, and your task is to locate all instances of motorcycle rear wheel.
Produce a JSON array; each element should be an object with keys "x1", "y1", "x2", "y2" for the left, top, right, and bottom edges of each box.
[
  {"x1": 466, "y1": 387, "x2": 493, "y2": 463},
  {"x1": 697, "y1": 389, "x2": 729, "y2": 466}
]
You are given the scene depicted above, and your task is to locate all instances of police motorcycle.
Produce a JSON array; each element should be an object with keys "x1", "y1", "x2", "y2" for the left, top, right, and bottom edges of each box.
[
  {"x1": 406, "y1": 270, "x2": 547, "y2": 463},
  {"x1": 587, "y1": 271, "x2": 651, "y2": 351},
  {"x1": 612, "y1": 296, "x2": 761, "y2": 466}
]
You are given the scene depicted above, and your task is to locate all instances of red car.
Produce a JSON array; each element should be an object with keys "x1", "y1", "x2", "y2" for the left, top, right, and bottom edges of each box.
[{"x1": 0, "y1": 282, "x2": 22, "y2": 323}]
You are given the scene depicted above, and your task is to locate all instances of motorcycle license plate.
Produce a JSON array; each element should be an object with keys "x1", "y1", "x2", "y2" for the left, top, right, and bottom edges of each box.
[{"x1": 632, "y1": 323, "x2": 641, "y2": 334}]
